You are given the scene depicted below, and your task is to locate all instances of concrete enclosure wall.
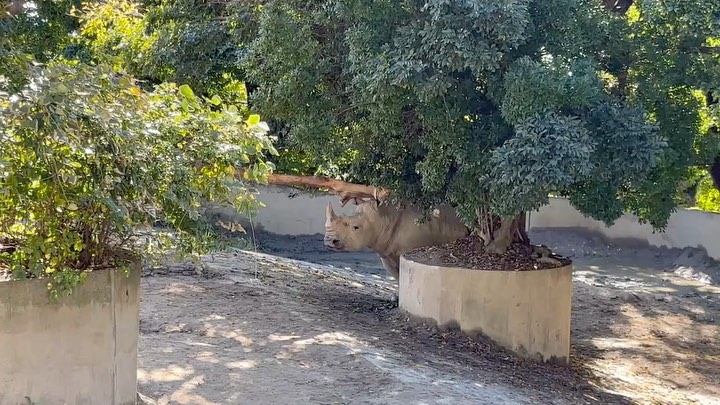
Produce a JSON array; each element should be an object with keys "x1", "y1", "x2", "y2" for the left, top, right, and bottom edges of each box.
[
  {"x1": 218, "y1": 186, "x2": 720, "y2": 259},
  {"x1": 529, "y1": 197, "x2": 720, "y2": 259},
  {"x1": 204, "y1": 185, "x2": 358, "y2": 235},
  {"x1": 399, "y1": 256, "x2": 573, "y2": 363},
  {"x1": 0, "y1": 266, "x2": 141, "y2": 405}
]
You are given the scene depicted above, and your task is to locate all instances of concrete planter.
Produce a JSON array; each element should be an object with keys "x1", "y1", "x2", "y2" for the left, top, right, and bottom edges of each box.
[
  {"x1": 0, "y1": 265, "x2": 141, "y2": 405},
  {"x1": 399, "y1": 255, "x2": 572, "y2": 364}
]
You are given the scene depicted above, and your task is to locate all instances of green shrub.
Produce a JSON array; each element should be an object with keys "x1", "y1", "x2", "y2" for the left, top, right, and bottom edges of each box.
[
  {"x1": 245, "y1": 0, "x2": 685, "y2": 254},
  {"x1": 0, "y1": 60, "x2": 277, "y2": 296},
  {"x1": 696, "y1": 175, "x2": 720, "y2": 213}
]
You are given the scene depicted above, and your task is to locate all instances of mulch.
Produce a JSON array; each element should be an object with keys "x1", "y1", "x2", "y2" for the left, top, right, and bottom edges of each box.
[{"x1": 405, "y1": 234, "x2": 571, "y2": 271}]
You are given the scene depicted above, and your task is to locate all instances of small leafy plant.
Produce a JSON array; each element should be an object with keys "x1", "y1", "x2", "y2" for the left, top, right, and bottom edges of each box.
[{"x1": 0, "y1": 59, "x2": 277, "y2": 296}]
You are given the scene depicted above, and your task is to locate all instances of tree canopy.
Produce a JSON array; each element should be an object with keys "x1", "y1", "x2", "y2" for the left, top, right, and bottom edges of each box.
[{"x1": 245, "y1": 0, "x2": 720, "y2": 251}]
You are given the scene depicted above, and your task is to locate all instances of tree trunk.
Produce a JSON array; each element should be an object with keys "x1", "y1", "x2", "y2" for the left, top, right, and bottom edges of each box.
[
  {"x1": 712, "y1": 155, "x2": 720, "y2": 191},
  {"x1": 3, "y1": 0, "x2": 24, "y2": 18},
  {"x1": 476, "y1": 207, "x2": 528, "y2": 255}
]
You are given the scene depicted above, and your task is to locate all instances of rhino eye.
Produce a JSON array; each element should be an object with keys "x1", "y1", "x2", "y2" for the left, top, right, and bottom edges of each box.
[{"x1": 352, "y1": 225, "x2": 360, "y2": 230}]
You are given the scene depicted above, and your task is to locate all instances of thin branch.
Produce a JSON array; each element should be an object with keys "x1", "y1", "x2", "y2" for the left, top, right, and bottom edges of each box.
[
  {"x1": 602, "y1": 0, "x2": 633, "y2": 14},
  {"x1": 699, "y1": 46, "x2": 720, "y2": 55}
]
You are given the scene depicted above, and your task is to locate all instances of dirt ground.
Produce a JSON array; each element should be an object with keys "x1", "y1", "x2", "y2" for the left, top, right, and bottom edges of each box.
[{"x1": 137, "y1": 229, "x2": 720, "y2": 405}]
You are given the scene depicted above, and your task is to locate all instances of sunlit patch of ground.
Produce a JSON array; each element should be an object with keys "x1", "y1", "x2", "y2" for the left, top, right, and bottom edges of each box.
[{"x1": 137, "y1": 247, "x2": 720, "y2": 405}]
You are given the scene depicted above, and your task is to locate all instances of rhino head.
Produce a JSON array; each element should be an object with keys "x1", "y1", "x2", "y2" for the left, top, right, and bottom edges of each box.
[{"x1": 323, "y1": 201, "x2": 380, "y2": 251}]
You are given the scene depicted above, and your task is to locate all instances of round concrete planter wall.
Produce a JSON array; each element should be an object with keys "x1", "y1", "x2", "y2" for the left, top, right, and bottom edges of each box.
[
  {"x1": 399, "y1": 255, "x2": 572, "y2": 364},
  {"x1": 0, "y1": 265, "x2": 141, "y2": 405}
]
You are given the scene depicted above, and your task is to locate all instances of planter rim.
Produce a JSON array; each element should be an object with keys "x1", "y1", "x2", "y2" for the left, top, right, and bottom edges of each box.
[
  {"x1": 0, "y1": 257, "x2": 141, "y2": 285},
  {"x1": 400, "y1": 253, "x2": 573, "y2": 273}
]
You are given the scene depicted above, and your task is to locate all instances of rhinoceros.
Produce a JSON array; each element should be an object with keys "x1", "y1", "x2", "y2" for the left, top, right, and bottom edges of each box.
[{"x1": 323, "y1": 200, "x2": 470, "y2": 281}]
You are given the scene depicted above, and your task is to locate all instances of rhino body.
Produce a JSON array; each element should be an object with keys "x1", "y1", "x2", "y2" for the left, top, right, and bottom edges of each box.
[{"x1": 323, "y1": 200, "x2": 470, "y2": 281}]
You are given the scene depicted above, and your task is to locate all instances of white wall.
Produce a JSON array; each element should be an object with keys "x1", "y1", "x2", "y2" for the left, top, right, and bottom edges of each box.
[
  {"x1": 216, "y1": 186, "x2": 720, "y2": 260},
  {"x1": 529, "y1": 197, "x2": 720, "y2": 260},
  {"x1": 250, "y1": 185, "x2": 357, "y2": 235},
  {"x1": 200, "y1": 185, "x2": 358, "y2": 236}
]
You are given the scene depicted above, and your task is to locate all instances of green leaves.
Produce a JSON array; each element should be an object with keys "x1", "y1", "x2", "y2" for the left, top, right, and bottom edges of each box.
[
  {"x1": 500, "y1": 57, "x2": 603, "y2": 126},
  {"x1": 247, "y1": 114, "x2": 261, "y2": 126},
  {"x1": 241, "y1": 0, "x2": 718, "y2": 237},
  {"x1": 0, "y1": 60, "x2": 276, "y2": 295},
  {"x1": 179, "y1": 84, "x2": 195, "y2": 99},
  {"x1": 696, "y1": 175, "x2": 720, "y2": 212},
  {"x1": 487, "y1": 112, "x2": 597, "y2": 215},
  {"x1": 9, "y1": 0, "x2": 720, "y2": 241},
  {"x1": 209, "y1": 94, "x2": 223, "y2": 106}
]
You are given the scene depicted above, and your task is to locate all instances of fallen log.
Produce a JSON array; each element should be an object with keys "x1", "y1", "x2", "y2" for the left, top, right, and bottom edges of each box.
[{"x1": 234, "y1": 169, "x2": 390, "y2": 207}]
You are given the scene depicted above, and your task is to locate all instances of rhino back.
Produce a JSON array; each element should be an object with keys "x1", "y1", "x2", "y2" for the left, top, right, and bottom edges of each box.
[{"x1": 381, "y1": 204, "x2": 468, "y2": 256}]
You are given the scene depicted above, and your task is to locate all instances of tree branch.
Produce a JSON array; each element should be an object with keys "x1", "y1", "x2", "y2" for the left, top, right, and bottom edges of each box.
[
  {"x1": 602, "y1": 0, "x2": 633, "y2": 14},
  {"x1": 235, "y1": 169, "x2": 390, "y2": 206},
  {"x1": 699, "y1": 46, "x2": 720, "y2": 55}
]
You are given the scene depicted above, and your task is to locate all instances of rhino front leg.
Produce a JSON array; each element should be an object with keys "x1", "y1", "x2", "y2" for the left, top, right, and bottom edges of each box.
[
  {"x1": 379, "y1": 255, "x2": 400, "y2": 281},
  {"x1": 379, "y1": 255, "x2": 401, "y2": 307}
]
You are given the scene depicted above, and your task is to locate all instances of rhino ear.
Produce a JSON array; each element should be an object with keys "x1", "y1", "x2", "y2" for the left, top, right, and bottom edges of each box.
[
  {"x1": 326, "y1": 202, "x2": 338, "y2": 223},
  {"x1": 360, "y1": 199, "x2": 379, "y2": 214}
]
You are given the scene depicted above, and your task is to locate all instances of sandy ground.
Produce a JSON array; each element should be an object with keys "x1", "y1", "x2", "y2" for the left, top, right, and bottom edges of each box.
[{"x1": 137, "y1": 229, "x2": 720, "y2": 405}]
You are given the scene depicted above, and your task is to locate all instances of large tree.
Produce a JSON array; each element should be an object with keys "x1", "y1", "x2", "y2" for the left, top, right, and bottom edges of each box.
[{"x1": 244, "y1": 0, "x2": 720, "y2": 255}]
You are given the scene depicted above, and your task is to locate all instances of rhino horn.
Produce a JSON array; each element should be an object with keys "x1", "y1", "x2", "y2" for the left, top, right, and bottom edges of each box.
[{"x1": 326, "y1": 201, "x2": 338, "y2": 222}]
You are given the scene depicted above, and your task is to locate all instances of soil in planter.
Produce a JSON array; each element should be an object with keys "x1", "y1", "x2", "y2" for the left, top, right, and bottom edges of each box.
[
  {"x1": 405, "y1": 234, "x2": 571, "y2": 271},
  {"x1": 0, "y1": 237, "x2": 136, "y2": 282}
]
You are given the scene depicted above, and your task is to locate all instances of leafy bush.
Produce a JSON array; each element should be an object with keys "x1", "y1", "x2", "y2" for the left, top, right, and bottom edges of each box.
[
  {"x1": 75, "y1": 0, "x2": 263, "y2": 95},
  {"x1": 696, "y1": 175, "x2": 720, "y2": 213},
  {"x1": 75, "y1": 0, "x2": 159, "y2": 82},
  {"x1": 0, "y1": 60, "x2": 276, "y2": 296},
  {"x1": 2, "y1": 0, "x2": 83, "y2": 62}
]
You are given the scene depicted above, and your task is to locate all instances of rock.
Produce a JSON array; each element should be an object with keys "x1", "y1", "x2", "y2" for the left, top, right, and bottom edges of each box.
[
  {"x1": 653, "y1": 294, "x2": 673, "y2": 302},
  {"x1": 673, "y1": 266, "x2": 713, "y2": 285},
  {"x1": 691, "y1": 313, "x2": 715, "y2": 323},
  {"x1": 536, "y1": 256, "x2": 562, "y2": 267},
  {"x1": 533, "y1": 245, "x2": 553, "y2": 257},
  {"x1": 137, "y1": 392, "x2": 157, "y2": 405},
  {"x1": 673, "y1": 247, "x2": 704, "y2": 267},
  {"x1": 670, "y1": 247, "x2": 720, "y2": 285},
  {"x1": 617, "y1": 291, "x2": 643, "y2": 302}
]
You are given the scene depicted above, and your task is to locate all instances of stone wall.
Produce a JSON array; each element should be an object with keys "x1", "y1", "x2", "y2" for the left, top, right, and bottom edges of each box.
[
  {"x1": 202, "y1": 185, "x2": 357, "y2": 236},
  {"x1": 0, "y1": 267, "x2": 141, "y2": 405}
]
